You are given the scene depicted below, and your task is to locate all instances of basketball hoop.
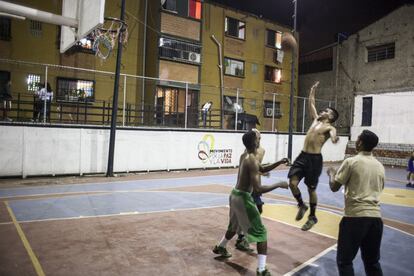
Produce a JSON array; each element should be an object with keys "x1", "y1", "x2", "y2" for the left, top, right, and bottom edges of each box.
[{"x1": 91, "y1": 17, "x2": 128, "y2": 60}]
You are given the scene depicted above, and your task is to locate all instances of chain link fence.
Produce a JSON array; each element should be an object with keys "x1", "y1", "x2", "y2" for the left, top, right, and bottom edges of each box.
[{"x1": 1, "y1": 59, "x2": 345, "y2": 134}]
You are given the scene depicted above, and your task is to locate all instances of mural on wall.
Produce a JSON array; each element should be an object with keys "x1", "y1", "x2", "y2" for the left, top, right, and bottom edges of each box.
[{"x1": 197, "y1": 134, "x2": 233, "y2": 165}]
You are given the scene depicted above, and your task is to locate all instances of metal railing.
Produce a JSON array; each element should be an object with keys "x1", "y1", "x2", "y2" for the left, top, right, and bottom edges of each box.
[{"x1": 0, "y1": 58, "x2": 347, "y2": 133}]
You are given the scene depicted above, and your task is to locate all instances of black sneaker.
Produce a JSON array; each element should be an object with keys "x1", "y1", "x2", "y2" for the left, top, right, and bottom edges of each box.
[
  {"x1": 257, "y1": 268, "x2": 271, "y2": 276},
  {"x1": 212, "y1": 245, "x2": 232, "y2": 258},
  {"x1": 301, "y1": 216, "x2": 318, "y2": 231},
  {"x1": 407, "y1": 183, "x2": 412, "y2": 188},
  {"x1": 235, "y1": 238, "x2": 253, "y2": 252},
  {"x1": 295, "y1": 204, "x2": 308, "y2": 221}
]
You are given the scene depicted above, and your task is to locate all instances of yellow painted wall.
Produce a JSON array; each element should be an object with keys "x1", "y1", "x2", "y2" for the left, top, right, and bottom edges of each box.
[
  {"x1": 200, "y1": 2, "x2": 299, "y2": 131},
  {"x1": 0, "y1": 0, "x2": 145, "y2": 123}
]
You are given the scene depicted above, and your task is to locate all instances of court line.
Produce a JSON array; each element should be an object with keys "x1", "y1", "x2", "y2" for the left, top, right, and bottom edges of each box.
[
  {"x1": 283, "y1": 244, "x2": 337, "y2": 276},
  {"x1": 4, "y1": 201, "x2": 45, "y2": 276},
  {"x1": 17, "y1": 204, "x2": 228, "y2": 224},
  {"x1": 384, "y1": 224, "x2": 414, "y2": 237},
  {"x1": 262, "y1": 212, "x2": 337, "y2": 240}
]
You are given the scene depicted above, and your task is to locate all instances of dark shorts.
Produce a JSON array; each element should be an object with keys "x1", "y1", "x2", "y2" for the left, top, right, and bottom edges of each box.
[
  {"x1": 288, "y1": 151, "x2": 323, "y2": 190},
  {"x1": 252, "y1": 192, "x2": 264, "y2": 206}
]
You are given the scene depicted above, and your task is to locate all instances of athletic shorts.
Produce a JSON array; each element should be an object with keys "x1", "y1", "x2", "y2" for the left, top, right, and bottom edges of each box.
[
  {"x1": 227, "y1": 188, "x2": 267, "y2": 243},
  {"x1": 288, "y1": 151, "x2": 323, "y2": 190},
  {"x1": 252, "y1": 192, "x2": 264, "y2": 206}
]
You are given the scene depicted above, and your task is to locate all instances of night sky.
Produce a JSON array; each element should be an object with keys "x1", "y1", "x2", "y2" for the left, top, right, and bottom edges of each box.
[{"x1": 210, "y1": 0, "x2": 413, "y2": 54}]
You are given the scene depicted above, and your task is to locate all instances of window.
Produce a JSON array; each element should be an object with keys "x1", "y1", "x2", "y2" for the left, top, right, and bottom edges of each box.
[
  {"x1": 29, "y1": 20, "x2": 42, "y2": 37},
  {"x1": 273, "y1": 49, "x2": 284, "y2": 64},
  {"x1": 224, "y1": 58, "x2": 244, "y2": 77},
  {"x1": 162, "y1": 0, "x2": 202, "y2": 20},
  {"x1": 189, "y1": 0, "x2": 202, "y2": 19},
  {"x1": 361, "y1": 97, "x2": 372, "y2": 126},
  {"x1": 225, "y1": 17, "x2": 245, "y2": 39},
  {"x1": 265, "y1": 66, "x2": 282, "y2": 83},
  {"x1": 266, "y1": 29, "x2": 282, "y2": 49},
  {"x1": 155, "y1": 86, "x2": 199, "y2": 126},
  {"x1": 0, "y1": 17, "x2": 11, "y2": 41},
  {"x1": 56, "y1": 77, "x2": 95, "y2": 101},
  {"x1": 264, "y1": 100, "x2": 281, "y2": 118},
  {"x1": 224, "y1": 96, "x2": 244, "y2": 114},
  {"x1": 159, "y1": 37, "x2": 201, "y2": 64},
  {"x1": 367, "y1": 43, "x2": 395, "y2": 62},
  {"x1": 27, "y1": 74, "x2": 41, "y2": 92}
]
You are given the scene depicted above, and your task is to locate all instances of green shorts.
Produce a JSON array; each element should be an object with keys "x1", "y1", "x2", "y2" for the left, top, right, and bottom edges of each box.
[{"x1": 227, "y1": 188, "x2": 267, "y2": 243}]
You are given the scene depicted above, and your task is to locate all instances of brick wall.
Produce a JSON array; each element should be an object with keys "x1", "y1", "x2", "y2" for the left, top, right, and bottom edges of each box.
[
  {"x1": 346, "y1": 141, "x2": 413, "y2": 167},
  {"x1": 161, "y1": 12, "x2": 201, "y2": 41}
]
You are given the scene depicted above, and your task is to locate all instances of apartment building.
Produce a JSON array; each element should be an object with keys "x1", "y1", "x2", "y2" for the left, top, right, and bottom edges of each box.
[
  {"x1": 201, "y1": 1, "x2": 297, "y2": 130},
  {"x1": 0, "y1": 0, "x2": 297, "y2": 130}
]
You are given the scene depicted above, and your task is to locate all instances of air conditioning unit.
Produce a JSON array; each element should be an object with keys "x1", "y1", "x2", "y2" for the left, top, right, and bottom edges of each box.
[{"x1": 188, "y1": 52, "x2": 201, "y2": 63}]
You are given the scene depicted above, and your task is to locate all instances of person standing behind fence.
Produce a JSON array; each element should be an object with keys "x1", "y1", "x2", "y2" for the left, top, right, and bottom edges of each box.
[
  {"x1": 407, "y1": 151, "x2": 414, "y2": 188},
  {"x1": 36, "y1": 82, "x2": 53, "y2": 122},
  {"x1": 1, "y1": 80, "x2": 13, "y2": 122},
  {"x1": 327, "y1": 130, "x2": 384, "y2": 276}
]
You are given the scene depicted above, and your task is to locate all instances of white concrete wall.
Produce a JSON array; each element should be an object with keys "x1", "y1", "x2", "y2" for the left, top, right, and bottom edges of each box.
[
  {"x1": 0, "y1": 126, "x2": 348, "y2": 177},
  {"x1": 351, "y1": 91, "x2": 414, "y2": 144}
]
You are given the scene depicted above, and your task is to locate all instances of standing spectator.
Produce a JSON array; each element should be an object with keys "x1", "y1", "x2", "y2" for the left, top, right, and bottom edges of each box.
[
  {"x1": 407, "y1": 151, "x2": 414, "y2": 188},
  {"x1": 327, "y1": 130, "x2": 384, "y2": 276},
  {"x1": 36, "y1": 82, "x2": 53, "y2": 122},
  {"x1": 1, "y1": 80, "x2": 12, "y2": 121},
  {"x1": 32, "y1": 82, "x2": 42, "y2": 122}
]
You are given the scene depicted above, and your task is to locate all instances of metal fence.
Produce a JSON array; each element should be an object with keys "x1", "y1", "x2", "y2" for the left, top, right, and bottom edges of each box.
[{"x1": 0, "y1": 59, "x2": 342, "y2": 133}]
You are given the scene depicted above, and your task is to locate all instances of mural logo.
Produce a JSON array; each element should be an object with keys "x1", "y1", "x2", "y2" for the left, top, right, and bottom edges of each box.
[{"x1": 197, "y1": 134, "x2": 233, "y2": 164}]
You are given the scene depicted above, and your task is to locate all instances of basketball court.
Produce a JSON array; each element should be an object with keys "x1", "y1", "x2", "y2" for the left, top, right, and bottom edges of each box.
[
  {"x1": 0, "y1": 0, "x2": 413, "y2": 275},
  {"x1": 0, "y1": 166, "x2": 413, "y2": 275}
]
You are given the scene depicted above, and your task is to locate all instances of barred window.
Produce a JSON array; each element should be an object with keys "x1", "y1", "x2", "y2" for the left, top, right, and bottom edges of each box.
[
  {"x1": 27, "y1": 74, "x2": 41, "y2": 92},
  {"x1": 159, "y1": 37, "x2": 201, "y2": 64},
  {"x1": 29, "y1": 20, "x2": 42, "y2": 37},
  {"x1": 0, "y1": 17, "x2": 11, "y2": 41},
  {"x1": 56, "y1": 77, "x2": 95, "y2": 102},
  {"x1": 367, "y1": 43, "x2": 395, "y2": 62}
]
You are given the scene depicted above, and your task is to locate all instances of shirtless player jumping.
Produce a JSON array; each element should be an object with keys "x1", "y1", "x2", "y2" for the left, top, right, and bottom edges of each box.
[{"x1": 288, "y1": 81, "x2": 339, "y2": 231}]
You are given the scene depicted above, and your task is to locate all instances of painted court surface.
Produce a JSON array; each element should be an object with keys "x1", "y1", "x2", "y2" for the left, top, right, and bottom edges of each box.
[{"x1": 0, "y1": 167, "x2": 413, "y2": 275}]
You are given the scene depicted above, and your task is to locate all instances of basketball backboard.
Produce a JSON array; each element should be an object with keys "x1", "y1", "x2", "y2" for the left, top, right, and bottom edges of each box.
[{"x1": 60, "y1": 0, "x2": 105, "y2": 53}]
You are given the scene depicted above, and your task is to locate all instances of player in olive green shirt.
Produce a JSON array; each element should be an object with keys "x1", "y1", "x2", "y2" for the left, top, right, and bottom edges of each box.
[{"x1": 327, "y1": 130, "x2": 384, "y2": 276}]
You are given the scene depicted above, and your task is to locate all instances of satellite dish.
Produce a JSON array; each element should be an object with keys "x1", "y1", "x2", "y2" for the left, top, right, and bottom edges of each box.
[{"x1": 225, "y1": 96, "x2": 233, "y2": 105}]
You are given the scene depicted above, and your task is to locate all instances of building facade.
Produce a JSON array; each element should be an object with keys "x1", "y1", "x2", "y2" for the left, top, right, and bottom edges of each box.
[
  {"x1": 298, "y1": 4, "x2": 414, "y2": 165},
  {"x1": 0, "y1": 0, "x2": 298, "y2": 130},
  {"x1": 200, "y1": 1, "x2": 297, "y2": 130}
]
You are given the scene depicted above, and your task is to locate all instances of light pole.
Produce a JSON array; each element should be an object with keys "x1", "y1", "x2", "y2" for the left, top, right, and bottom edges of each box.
[
  {"x1": 106, "y1": 0, "x2": 126, "y2": 177},
  {"x1": 287, "y1": 0, "x2": 298, "y2": 160}
]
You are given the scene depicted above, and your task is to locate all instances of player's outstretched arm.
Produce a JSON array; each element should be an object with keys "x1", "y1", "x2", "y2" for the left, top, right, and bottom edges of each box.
[
  {"x1": 250, "y1": 159, "x2": 289, "y2": 194},
  {"x1": 259, "y1": 158, "x2": 290, "y2": 174},
  {"x1": 309, "y1": 81, "x2": 319, "y2": 120}
]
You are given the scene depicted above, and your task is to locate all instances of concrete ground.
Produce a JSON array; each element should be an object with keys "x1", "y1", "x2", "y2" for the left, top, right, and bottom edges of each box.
[{"x1": 0, "y1": 166, "x2": 413, "y2": 275}]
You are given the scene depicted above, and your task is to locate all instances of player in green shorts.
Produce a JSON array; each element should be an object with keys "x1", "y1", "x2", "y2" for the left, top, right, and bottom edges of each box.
[{"x1": 213, "y1": 130, "x2": 289, "y2": 276}]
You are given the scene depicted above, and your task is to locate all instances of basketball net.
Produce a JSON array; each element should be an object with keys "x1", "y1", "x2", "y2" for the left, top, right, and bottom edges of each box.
[{"x1": 92, "y1": 17, "x2": 128, "y2": 60}]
